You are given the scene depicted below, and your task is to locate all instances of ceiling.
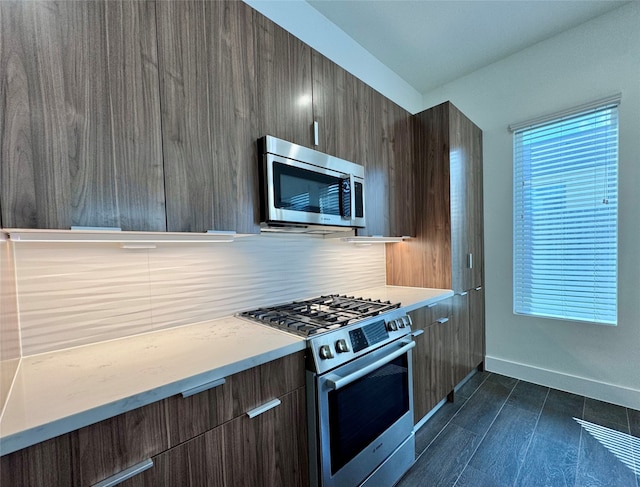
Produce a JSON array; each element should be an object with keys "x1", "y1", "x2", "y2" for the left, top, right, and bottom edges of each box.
[{"x1": 306, "y1": 0, "x2": 631, "y2": 94}]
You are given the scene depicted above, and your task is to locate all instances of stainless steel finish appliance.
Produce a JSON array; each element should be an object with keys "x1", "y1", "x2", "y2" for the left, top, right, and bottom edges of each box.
[
  {"x1": 258, "y1": 136, "x2": 366, "y2": 229},
  {"x1": 239, "y1": 295, "x2": 415, "y2": 487}
]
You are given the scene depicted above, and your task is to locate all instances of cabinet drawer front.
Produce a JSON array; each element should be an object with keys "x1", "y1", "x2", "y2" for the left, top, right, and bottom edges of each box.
[
  {"x1": 410, "y1": 300, "x2": 451, "y2": 330},
  {"x1": 76, "y1": 401, "x2": 169, "y2": 487},
  {"x1": 166, "y1": 351, "x2": 306, "y2": 445},
  {"x1": 224, "y1": 387, "x2": 308, "y2": 487},
  {"x1": 118, "y1": 427, "x2": 226, "y2": 487}
]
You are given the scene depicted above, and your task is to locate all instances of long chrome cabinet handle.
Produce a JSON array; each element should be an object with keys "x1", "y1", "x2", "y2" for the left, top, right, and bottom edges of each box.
[
  {"x1": 325, "y1": 340, "x2": 416, "y2": 391},
  {"x1": 92, "y1": 459, "x2": 153, "y2": 487},
  {"x1": 246, "y1": 398, "x2": 281, "y2": 419},
  {"x1": 313, "y1": 121, "x2": 319, "y2": 146},
  {"x1": 181, "y1": 377, "x2": 226, "y2": 398},
  {"x1": 437, "y1": 318, "x2": 449, "y2": 324}
]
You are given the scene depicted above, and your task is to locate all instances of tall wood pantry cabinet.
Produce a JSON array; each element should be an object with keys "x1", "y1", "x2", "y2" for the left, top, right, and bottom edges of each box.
[{"x1": 386, "y1": 101, "x2": 485, "y2": 422}]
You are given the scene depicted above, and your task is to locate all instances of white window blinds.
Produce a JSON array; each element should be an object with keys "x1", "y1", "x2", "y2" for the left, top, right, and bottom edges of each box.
[{"x1": 513, "y1": 102, "x2": 619, "y2": 325}]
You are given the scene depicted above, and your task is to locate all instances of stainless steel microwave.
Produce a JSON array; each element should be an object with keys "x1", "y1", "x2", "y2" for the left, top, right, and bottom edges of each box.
[{"x1": 258, "y1": 136, "x2": 366, "y2": 229}]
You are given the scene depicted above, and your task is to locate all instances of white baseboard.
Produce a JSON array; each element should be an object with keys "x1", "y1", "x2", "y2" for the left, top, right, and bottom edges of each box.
[{"x1": 485, "y1": 356, "x2": 640, "y2": 410}]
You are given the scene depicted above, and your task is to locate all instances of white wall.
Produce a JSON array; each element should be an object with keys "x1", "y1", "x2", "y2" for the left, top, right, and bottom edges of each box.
[{"x1": 422, "y1": 2, "x2": 640, "y2": 409}]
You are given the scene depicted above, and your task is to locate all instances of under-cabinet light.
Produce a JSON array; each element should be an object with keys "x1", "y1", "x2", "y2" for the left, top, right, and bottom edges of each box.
[
  {"x1": 341, "y1": 236, "x2": 411, "y2": 244},
  {"x1": 4, "y1": 228, "x2": 237, "y2": 244}
]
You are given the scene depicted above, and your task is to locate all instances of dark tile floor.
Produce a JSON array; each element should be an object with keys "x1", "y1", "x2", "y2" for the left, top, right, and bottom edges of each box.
[{"x1": 397, "y1": 372, "x2": 640, "y2": 487}]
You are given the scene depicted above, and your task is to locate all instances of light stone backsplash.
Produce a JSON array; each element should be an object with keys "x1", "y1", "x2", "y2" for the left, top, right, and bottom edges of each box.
[
  {"x1": 1, "y1": 239, "x2": 21, "y2": 413},
  {"x1": 13, "y1": 233, "x2": 386, "y2": 355}
]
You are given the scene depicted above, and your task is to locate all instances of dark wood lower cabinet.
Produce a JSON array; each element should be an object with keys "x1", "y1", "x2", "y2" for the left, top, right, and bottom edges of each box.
[
  {"x1": 410, "y1": 303, "x2": 452, "y2": 423},
  {"x1": 121, "y1": 387, "x2": 308, "y2": 487},
  {"x1": 469, "y1": 286, "x2": 485, "y2": 370},
  {"x1": 121, "y1": 427, "x2": 226, "y2": 487},
  {"x1": 412, "y1": 290, "x2": 485, "y2": 425},
  {"x1": 0, "y1": 434, "x2": 75, "y2": 487},
  {"x1": 223, "y1": 387, "x2": 308, "y2": 487},
  {"x1": 451, "y1": 292, "x2": 471, "y2": 386}
]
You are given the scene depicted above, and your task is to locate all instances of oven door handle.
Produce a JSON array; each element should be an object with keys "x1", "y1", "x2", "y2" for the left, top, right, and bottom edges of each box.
[{"x1": 324, "y1": 339, "x2": 416, "y2": 391}]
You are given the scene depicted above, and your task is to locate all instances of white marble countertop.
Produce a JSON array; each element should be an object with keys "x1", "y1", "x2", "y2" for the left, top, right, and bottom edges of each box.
[{"x1": 0, "y1": 285, "x2": 451, "y2": 456}]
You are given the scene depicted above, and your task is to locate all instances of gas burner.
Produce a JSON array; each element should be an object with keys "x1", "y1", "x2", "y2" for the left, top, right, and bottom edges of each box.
[{"x1": 238, "y1": 294, "x2": 400, "y2": 337}]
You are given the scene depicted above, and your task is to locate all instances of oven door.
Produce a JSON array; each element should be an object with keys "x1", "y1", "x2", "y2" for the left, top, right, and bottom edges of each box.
[{"x1": 315, "y1": 338, "x2": 415, "y2": 487}]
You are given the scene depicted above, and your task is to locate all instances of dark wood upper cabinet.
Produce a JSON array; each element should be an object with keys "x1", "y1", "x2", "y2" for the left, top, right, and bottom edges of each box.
[
  {"x1": 311, "y1": 53, "x2": 414, "y2": 236},
  {"x1": 311, "y1": 51, "x2": 370, "y2": 164},
  {"x1": 365, "y1": 95, "x2": 415, "y2": 237},
  {"x1": 0, "y1": 1, "x2": 165, "y2": 231},
  {"x1": 386, "y1": 101, "x2": 483, "y2": 291},
  {"x1": 255, "y1": 12, "x2": 313, "y2": 148},
  {"x1": 156, "y1": 0, "x2": 260, "y2": 234},
  {"x1": 1, "y1": 0, "x2": 416, "y2": 236}
]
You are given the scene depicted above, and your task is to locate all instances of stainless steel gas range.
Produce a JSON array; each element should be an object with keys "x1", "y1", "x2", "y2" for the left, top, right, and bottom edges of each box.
[{"x1": 239, "y1": 295, "x2": 416, "y2": 487}]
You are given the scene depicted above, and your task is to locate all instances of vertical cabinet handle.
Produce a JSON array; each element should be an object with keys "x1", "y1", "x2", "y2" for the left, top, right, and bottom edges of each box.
[
  {"x1": 467, "y1": 253, "x2": 473, "y2": 269},
  {"x1": 313, "y1": 121, "x2": 319, "y2": 146},
  {"x1": 246, "y1": 398, "x2": 281, "y2": 419},
  {"x1": 92, "y1": 459, "x2": 153, "y2": 487}
]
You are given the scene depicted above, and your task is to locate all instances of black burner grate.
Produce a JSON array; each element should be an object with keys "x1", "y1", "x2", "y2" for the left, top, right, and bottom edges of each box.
[{"x1": 239, "y1": 295, "x2": 400, "y2": 337}]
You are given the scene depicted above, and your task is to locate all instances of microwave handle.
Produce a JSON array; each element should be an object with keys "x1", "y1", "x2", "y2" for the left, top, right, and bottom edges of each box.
[
  {"x1": 340, "y1": 175, "x2": 353, "y2": 219},
  {"x1": 349, "y1": 174, "x2": 356, "y2": 222}
]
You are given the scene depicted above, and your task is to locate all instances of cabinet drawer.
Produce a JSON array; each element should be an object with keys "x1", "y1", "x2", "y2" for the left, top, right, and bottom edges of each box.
[
  {"x1": 410, "y1": 299, "x2": 451, "y2": 331},
  {"x1": 75, "y1": 400, "x2": 169, "y2": 486},
  {"x1": 165, "y1": 351, "x2": 306, "y2": 445}
]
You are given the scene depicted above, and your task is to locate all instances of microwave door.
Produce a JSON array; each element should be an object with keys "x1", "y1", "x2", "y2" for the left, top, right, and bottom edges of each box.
[{"x1": 267, "y1": 156, "x2": 348, "y2": 227}]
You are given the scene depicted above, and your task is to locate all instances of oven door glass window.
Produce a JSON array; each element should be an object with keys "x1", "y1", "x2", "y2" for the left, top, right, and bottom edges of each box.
[
  {"x1": 328, "y1": 354, "x2": 409, "y2": 474},
  {"x1": 273, "y1": 162, "x2": 341, "y2": 215}
]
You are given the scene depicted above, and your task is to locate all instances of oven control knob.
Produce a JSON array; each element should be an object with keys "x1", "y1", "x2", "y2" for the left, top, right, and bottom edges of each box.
[
  {"x1": 386, "y1": 320, "x2": 398, "y2": 332},
  {"x1": 335, "y1": 339, "x2": 350, "y2": 353},
  {"x1": 319, "y1": 345, "x2": 334, "y2": 360},
  {"x1": 397, "y1": 318, "x2": 406, "y2": 328}
]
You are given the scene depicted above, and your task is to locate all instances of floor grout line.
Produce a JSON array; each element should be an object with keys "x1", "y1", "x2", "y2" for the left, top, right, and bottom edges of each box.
[
  {"x1": 413, "y1": 371, "x2": 491, "y2": 465},
  {"x1": 511, "y1": 386, "x2": 551, "y2": 487},
  {"x1": 451, "y1": 377, "x2": 520, "y2": 487}
]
